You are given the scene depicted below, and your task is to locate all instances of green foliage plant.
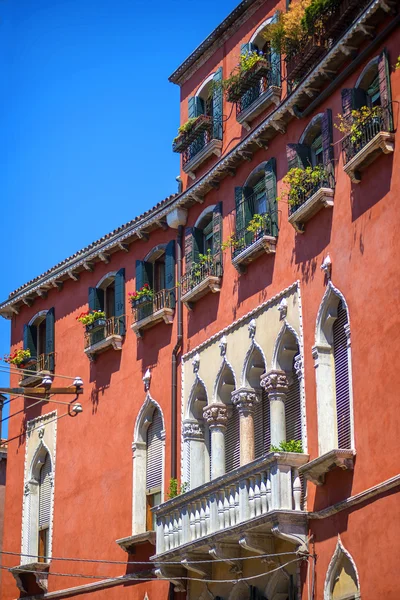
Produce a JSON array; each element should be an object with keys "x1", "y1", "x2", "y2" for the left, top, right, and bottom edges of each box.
[
  {"x1": 221, "y1": 213, "x2": 269, "y2": 251},
  {"x1": 167, "y1": 478, "x2": 189, "y2": 499},
  {"x1": 396, "y1": 56, "x2": 400, "y2": 70},
  {"x1": 270, "y1": 440, "x2": 303, "y2": 453},
  {"x1": 279, "y1": 165, "x2": 328, "y2": 207},
  {"x1": 335, "y1": 105, "x2": 383, "y2": 144},
  {"x1": 192, "y1": 248, "x2": 213, "y2": 278},
  {"x1": 301, "y1": 0, "x2": 340, "y2": 36},
  {"x1": 211, "y1": 51, "x2": 269, "y2": 101},
  {"x1": 173, "y1": 117, "x2": 201, "y2": 143}
]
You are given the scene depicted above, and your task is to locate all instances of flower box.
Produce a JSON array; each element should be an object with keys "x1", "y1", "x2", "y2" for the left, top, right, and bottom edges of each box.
[
  {"x1": 172, "y1": 115, "x2": 212, "y2": 154},
  {"x1": 131, "y1": 294, "x2": 153, "y2": 308},
  {"x1": 227, "y1": 59, "x2": 271, "y2": 103},
  {"x1": 85, "y1": 318, "x2": 107, "y2": 333}
]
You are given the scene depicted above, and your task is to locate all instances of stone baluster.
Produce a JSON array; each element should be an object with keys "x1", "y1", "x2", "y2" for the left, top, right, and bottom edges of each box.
[
  {"x1": 234, "y1": 485, "x2": 240, "y2": 523},
  {"x1": 260, "y1": 370, "x2": 289, "y2": 446},
  {"x1": 266, "y1": 470, "x2": 272, "y2": 511},
  {"x1": 205, "y1": 501, "x2": 211, "y2": 534},
  {"x1": 260, "y1": 472, "x2": 267, "y2": 514},
  {"x1": 189, "y1": 503, "x2": 196, "y2": 541},
  {"x1": 178, "y1": 515, "x2": 182, "y2": 546},
  {"x1": 293, "y1": 469, "x2": 302, "y2": 511},
  {"x1": 209, "y1": 493, "x2": 219, "y2": 533},
  {"x1": 231, "y1": 387, "x2": 261, "y2": 466},
  {"x1": 254, "y1": 474, "x2": 261, "y2": 517},
  {"x1": 164, "y1": 522, "x2": 170, "y2": 552},
  {"x1": 239, "y1": 478, "x2": 249, "y2": 523},
  {"x1": 200, "y1": 500, "x2": 206, "y2": 537},
  {"x1": 203, "y1": 403, "x2": 228, "y2": 479},
  {"x1": 218, "y1": 492, "x2": 225, "y2": 530},
  {"x1": 156, "y1": 518, "x2": 165, "y2": 554},
  {"x1": 181, "y1": 507, "x2": 190, "y2": 544},
  {"x1": 229, "y1": 486, "x2": 236, "y2": 526},
  {"x1": 173, "y1": 512, "x2": 179, "y2": 547},
  {"x1": 223, "y1": 491, "x2": 230, "y2": 528},
  {"x1": 248, "y1": 477, "x2": 255, "y2": 519},
  {"x1": 195, "y1": 501, "x2": 201, "y2": 539},
  {"x1": 168, "y1": 518, "x2": 174, "y2": 549}
]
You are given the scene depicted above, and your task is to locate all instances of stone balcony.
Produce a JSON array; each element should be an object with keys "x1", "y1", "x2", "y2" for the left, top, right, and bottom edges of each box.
[{"x1": 152, "y1": 452, "x2": 309, "y2": 574}]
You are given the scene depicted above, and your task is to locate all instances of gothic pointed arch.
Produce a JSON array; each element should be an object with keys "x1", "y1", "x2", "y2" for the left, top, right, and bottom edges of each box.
[
  {"x1": 132, "y1": 394, "x2": 165, "y2": 535},
  {"x1": 242, "y1": 341, "x2": 269, "y2": 458},
  {"x1": 213, "y1": 358, "x2": 239, "y2": 474},
  {"x1": 265, "y1": 568, "x2": 291, "y2": 600},
  {"x1": 183, "y1": 377, "x2": 210, "y2": 489},
  {"x1": 324, "y1": 538, "x2": 360, "y2": 600},
  {"x1": 314, "y1": 282, "x2": 354, "y2": 454}
]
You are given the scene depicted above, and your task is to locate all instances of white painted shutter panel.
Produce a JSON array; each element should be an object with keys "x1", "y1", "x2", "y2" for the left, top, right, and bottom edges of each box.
[
  {"x1": 146, "y1": 409, "x2": 163, "y2": 490},
  {"x1": 39, "y1": 454, "x2": 52, "y2": 528},
  {"x1": 225, "y1": 405, "x2": 240, "y2": 472},
  {"x1": 254, "y1": 398, "x2": 264, "y2": 458},
  {"x1": 333, "y1": 300, "x2": 351, "y2": 449},
  {"x1": 285, "y1": 365, "x2": 302, "y2": 442}
]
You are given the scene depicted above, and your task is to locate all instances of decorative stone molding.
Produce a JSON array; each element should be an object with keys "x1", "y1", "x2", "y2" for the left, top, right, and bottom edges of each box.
[
  {"x1": 202, "y1": 403, "x2": 228, "y2": 429},
  {"x1": 248, "y1": 319, "x2": 256, "y2": 339},
  {"x1": 209, "y1": 543, "x2": 242, "y2": 574},
  {"x1": 343, "y1": 131, "x2": 394, "y2": 183},
  {"x1": 321, "y1": 254, "x2": 332, "y2": 279},
  {"x1": 299, "y1": 449, "x2": 356, "y2": 486},
  {"x1": 10, "y1": 562, "x2": 50, "y2": 594},
  {"x1": 288, "y1": 187, "x2": 334, "y2": 233},
  {"x1": 192, "y1": 353, "x2": 200, "y2": 373},
  {"x1": 219, "y1": 336, "x2": 227, "y2": 357},
  {"x1": 293, "y1": 354, "x2": 303, "y2": 380},
  {"x1": 323, "y1": 537, "x2": 360, "y2": 600},
  {"x1": 239, "y1": 533, "x2": 277, "y2": 567},
  {"x1": 181, "y1": 275, "x2": 222, "y2": 309},
  {"x1": 84, "y1": 334, "x2": 123, "y2": 361},
  {"x1": 182, "y1": 420, "x2": 205, "y2": 441},
  {"x1": 231, "y1": 234, "x2": 277, "y2": 274},
  {"x1": 116, "y1": 531, "x2": 156, "y2": 553},
  {"x1": 131, "y1": 307, "x2": 174, "y2": 338},
  {"x1": 277, "y1": 298, "x2": 287, "y2": 320},
  {"x1": 142, "y1": 369, "x2": 151, "y2": 391},
  {"x1": 231, "y1": 388, "x2": 260, "y2": 416},
  {"x1": 260, "y1": 370, "x2": 289, "y2": 395}
]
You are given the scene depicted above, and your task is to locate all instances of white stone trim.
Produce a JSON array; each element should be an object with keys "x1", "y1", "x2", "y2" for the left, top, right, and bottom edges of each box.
[
  {"x1": 144, "y1": 244, "x2": 167, "y2": 263},
  {"x1": 324, "y1": 537, "x2": 360, "y2": 600},
  {"x1": 212, "y1": 357, "x2": 237, "y2": 403},
  {"x1": 249, "y1": 16, "x2": 274, "y2": 44},
  {"x1": 28, "y1": 310, "x2": 48, "y2": 326},
  {"x1": 299, "y1": 112, "x2": 324, "y2": 145},
  {"x1": 355, "y1": 54, "x2": 380, "y2": 88},
  {"x1": 195, "y1": 72, "x2": 216, "y2": 98},
  {"x1": 96, "y1": 271, "x2": 117, "y2": 289},
  {"x1": 194, "y1": 205, "x2": 216, "y2": 229},
  {"x1": 241, "y1": 339, "x2": 267, "y2": 388}
]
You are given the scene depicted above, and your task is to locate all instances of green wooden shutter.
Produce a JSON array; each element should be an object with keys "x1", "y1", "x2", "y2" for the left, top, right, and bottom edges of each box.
[
  {"x1": 270, "y1": 12, "x2": 281, "y2": 87},
  {"x1": 165, "y1": 240, "x2": 176, "y2": 309},
  {"x1": 378, "y1": 49, "x2": 393, "y2": 130},
  {"x1": 235, "y1": 187, "x2": 244, "y2": 236},
  {"x1": 23, "y1": 324, "x2": 37, "y2": 358},
  {"x1": 212, "y1": 203, "x2": 223, "y2": 275},
  {"x1": 341, "y1": 89, "x2": 353, "y2": 120},
  {"x1": 286, "y1": 143, "x2": 311, "y2": 171},
  {"x1": 114, "y1": 268, "x2": 125, "y2": 336},
  {"x1": 193, "y1": 228, "x2": 203, "y2": 263},
  {"x1": 265, "y1": 158, "x2": 278, "y2": 237},
  {"x1": 45, "y1": 308, "x2": 55, "y2": 372},
  {"x1": 135, "y1": 260, "x2": 152, "y2": 290},
  {"x1": 184, "y1": 228, "x2": 194, "y2": 274},
  {"x1": 322, "y1": 109, "x2": 334, "y2": 166},
  {"x1": 88, "y1": 287, "x2": 104, "y2": 311},
  {"x1": 241, "y1": 42, "x2": 255, "y2": 55},
  {"x1": 212, "y1": 67, "x2": 223, "y2": 140},
  {"x1": 188, "y1": 96, "x2": 204, "y2": 119}
]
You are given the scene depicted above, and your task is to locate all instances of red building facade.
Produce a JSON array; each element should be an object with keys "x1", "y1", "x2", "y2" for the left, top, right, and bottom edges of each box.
[{"x1": 1, "y1": 1, "x2": 400, "y2": 599}]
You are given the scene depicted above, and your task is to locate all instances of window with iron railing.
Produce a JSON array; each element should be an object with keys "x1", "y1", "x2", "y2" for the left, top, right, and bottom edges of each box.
[
  {"x1": 84, "y1": 315, "x2": 126, "y2": 348},
  {"x1": 341, "y1": 104, "x2": 393, "y2": 166},
  {"x1": 131, "y1": 289, "x2": 175, "y2": 324},
  {"x1": 236, "y1": 59, "x2": 281, "y2": 118},
  {"x1": 233, "y1": 187, "x2": 278, "y2": 259},
  {"x1": 288, "y1": 164, "x2": 335, "y2": 216}
]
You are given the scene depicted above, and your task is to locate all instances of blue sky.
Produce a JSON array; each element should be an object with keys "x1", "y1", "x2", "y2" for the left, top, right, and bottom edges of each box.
[{"x1": 0, "y1": 0, "x2": 239, "y2": 436}]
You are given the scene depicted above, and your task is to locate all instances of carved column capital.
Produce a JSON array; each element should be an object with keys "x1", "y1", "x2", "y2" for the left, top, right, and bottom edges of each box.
[
  {"x1": 182, "y1": 419, "x2": 204, "y2": 441},
  {"x1": 203, "y1": 403, "x2": 228, "y2": 429},
  {"x1": 260, "y1": 370, "x2": 289, "y2": 395},
  {"x1": 231, "y1": 387, "x2": 260, "y2": 416}
]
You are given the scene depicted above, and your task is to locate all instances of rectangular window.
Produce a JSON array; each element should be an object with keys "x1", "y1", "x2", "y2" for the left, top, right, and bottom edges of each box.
[
  {"x1": 38, "y1": 527, "x2": 49, "y2": 562},
  {"x1": 146, "y1": 489, "x2": 161, "y2": 531}
]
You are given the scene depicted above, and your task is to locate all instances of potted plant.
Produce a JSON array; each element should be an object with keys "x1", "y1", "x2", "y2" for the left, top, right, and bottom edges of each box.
[
  {"x1": 279, "y1": 164, "x2": 329, "y2": 210},
  {"x1": 172, "y1": 115, "x2": 213, "y2": 153},
  {"x1": 76, "y1": 310, "x2": 107, "y2": 332},
  {"x1": 129, "y1": 284, "x2": 154, "y2": 308},
  {"x1": 223, "y1": 52, "x2": 271, "y2": 103},
  {"x1": 2, "y1": 348, "x2": 35, "y2": 368},
  {"x1": 335, "y1": 105, "x2": 383, "y2": 145}
]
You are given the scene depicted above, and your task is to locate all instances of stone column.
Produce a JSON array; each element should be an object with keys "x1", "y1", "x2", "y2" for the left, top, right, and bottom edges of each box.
[
  {"x1": 231, "y1": 387, "x2": 260, "y2": 466},
  {"x1": 203, "y1": 403, "x2": 228, "y2": 480},
  {"x1": 260, "y1": 370, "x2": 289, "y2": 447},
  {"x1": 182, "y1": 419, "x2": 205, "y2": 489}
]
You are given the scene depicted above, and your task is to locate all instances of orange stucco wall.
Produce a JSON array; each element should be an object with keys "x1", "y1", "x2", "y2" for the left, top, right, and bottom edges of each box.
[{"x1": 2, "y1": 1, "x2": 400, "y2": 598}]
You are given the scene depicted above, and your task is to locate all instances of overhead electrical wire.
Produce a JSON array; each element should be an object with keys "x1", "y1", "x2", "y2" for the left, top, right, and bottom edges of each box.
[
  {"x1": 0, "y1": 410, "x2": 80, "y2": 446},
  {"x1": 0, "y1": 364, "x2": 80, "y2": 381}
]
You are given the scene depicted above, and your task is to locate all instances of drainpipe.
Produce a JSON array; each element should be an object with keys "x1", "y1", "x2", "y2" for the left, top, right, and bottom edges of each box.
[
  {"x1": 292, "y1": 14, "x2": 400, "y2": 119},
  {"x1": 171, "y1": 225, "x2": 183, "y2": 479}
]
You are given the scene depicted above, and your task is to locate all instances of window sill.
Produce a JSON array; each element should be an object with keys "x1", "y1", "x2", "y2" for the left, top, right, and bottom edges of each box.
[
  {"x1": 237, "y1": 86, "x2": 281, "y2": 131},
  {"x1": 183, "y1": 139, "x2": 222, "y2": 180},
  {"x1": 343, "y1": 131, "x2": 394, "y2": 183},
  {"x1": 288, "y1": 187, "x2": 334, "y2": 233},
  {"x1": 19, "y1": 370, "x2": 51, "y2": 388},
  {"x1": 131, "y1": 307, "x2": 174, "y2": 338},
  {"x1": 116, "y1": 531, "x2": 156, "y2": 553},
  {"x1": 232, "y1": 235, "x2": 277, "y2": 274},
  {"x1": 298, "y1": 448, "x2": 355, "y2": 486},
  {"x1": 10, "y1": 561, "x2": 50, "y2": 595},
  {"x1": 181, "y1": 275, "x2": 222, "y2": 310},
  {"x1": 84, "y1": 334, "x2": 123, "y2": 361}
]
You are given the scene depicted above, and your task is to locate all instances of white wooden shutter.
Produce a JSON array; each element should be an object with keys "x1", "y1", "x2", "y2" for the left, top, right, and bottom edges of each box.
[
  {"x1": 146, "y1": 409, "x2": 163, "y2": 490},
  {"x1": 333, "y1": 300, "x2": 351, "y2": 449},
  {"x1": 285, "y1": 365, "x2": 302, "y2": 442},
  {"x1": 225, "y1": 405, "x2": 240, "y2": 472},
  {"x1": 254, "y1": 398, "x2": 264, "y2": 459},
  {"x1": 39, "y1": 454, "x2": 52, "y2": 528}
]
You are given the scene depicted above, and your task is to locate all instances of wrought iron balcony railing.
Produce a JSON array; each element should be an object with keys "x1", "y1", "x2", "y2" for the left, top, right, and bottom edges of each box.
[
  {"x1": 288, "y1": 166, "x2": 335, "y2": 216},
  {"x1": 84, "y1": 315, "x2": 125, "y2": 349},
  {"x1": 341, "y1": 104, "x2": 394, "y2": 166},
  {"x1": 153, "y1": 452, "x2": 308, "y2": 556},
  {"x1": 182, "y1": 119, "x2": 222, "y2": 168},
  {"x1": 236, "y1": 66, "x2": 280, "y2": 118},
  {"x1": 232, "y1": 194, "x2": 278, "y2": 260},
  {"x1": 180, "y1": 259, "x2": 223, "y2": 296},
  {"x1": 131, "y1": 289, "x2": 175, "y2": 324}
]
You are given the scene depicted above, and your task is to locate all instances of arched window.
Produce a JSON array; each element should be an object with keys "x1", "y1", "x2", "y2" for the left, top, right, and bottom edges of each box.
[
  {"x1": 88, "y1": 269, "x2": 126, "y2": 342},
  {"x1": 212, "y1": 363, "x2": 239, "y2": 475},
  {"x1": 243, "y1": 345, "x2": 270, "y2": 458},
  {"x1": 184, "y1": 204, "x2": 223, "y2": 283},
  {"x1": 135, "y1": 241, "x2": 176, "y2": 319},
  {"x1": 23, "y1": 309, "x2": 55, "y2": 373},
  {"x1": 234, "y1": 159, "x2": 278, "y2": 258},
  {"x1": 324, "y1": 540, "x2": 360, "y2": 600},
  {"x1": 183, "y1": 379, "x2": 210, "y2": 490},
  {"x1": 23, "y1": 446, "x2": 54, "y2": 563},
  {"x1": 132, "y1": 397, "x2": 165, "y2": 535},
  {"x1": 314, "y1": 285, "x2": 353, "y2": 455}
]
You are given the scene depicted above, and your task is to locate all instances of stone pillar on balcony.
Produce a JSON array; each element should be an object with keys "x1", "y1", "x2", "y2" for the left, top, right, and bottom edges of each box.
[
  {"x1": 231, "y1": 387, "x2": 260, "y2": 466},
  {"x1": 260, "y1": 370, "x2": 289, "y2": 447},
  {"x1": 182, "y1": 419, "x2": 205, "y2": 490},
  {"x1": 203, "y1": 403, "x2": 228, "y2": 480}
]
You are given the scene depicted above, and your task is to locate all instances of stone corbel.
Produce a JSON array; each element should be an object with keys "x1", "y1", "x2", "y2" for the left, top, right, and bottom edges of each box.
[
  {"x1": 239, "y1": 534, "x2": 277, "y2": 567},
  {"x1": 271, "y1": 521, "x2": 308, "y2": 555},
  {"x1": 271, "y1": 120, "x2": 286, "y2": 134},
  {"x1": 209, "y1": 543, "x2": 242, "y2": 574},
  {"x1": 155, "y1": 566, "x2": 186, "y2": 592},
  {"x1": 181, "y1": 554, "x2": 211, "y2": 579},
  {"x1": 231, "y1": 387, "x2": 260, "y2": 417},
  {"x1": 11, "y1": 562, "x2": 50, "y2": 595}
]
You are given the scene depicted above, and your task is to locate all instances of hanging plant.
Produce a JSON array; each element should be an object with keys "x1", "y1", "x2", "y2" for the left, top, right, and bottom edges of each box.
[
  {"x1": 172, "y1": 115, "x2": 213, "y2": 153},
  {"x1": 279, "y1": 165, "x2": 329, "y2": 207},
  {"x1": 129, "y1": 284, "x2": 154, "y2": 307},
  {"x1": 334, "y1": 106, "x2": 383, "y2": 144},
  {"x1": 2, "y1": 348, "x2": 32, "y2": 367}
]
